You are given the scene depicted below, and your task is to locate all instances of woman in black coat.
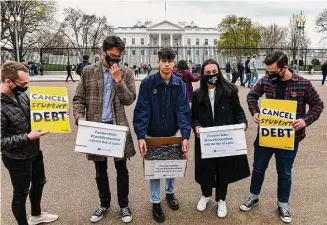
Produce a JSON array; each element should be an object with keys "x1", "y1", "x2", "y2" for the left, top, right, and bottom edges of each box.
[{"x1": 191, "y1": 59, "x2": 250, "y2": 218}]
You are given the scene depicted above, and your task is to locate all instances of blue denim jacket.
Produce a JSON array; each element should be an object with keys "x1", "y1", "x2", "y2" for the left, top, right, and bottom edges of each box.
[{"x1": 133, "y1": 71, "x2": 191, "y2": 140}]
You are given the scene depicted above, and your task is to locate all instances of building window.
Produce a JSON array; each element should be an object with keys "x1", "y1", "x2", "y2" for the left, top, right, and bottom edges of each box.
[
  {"x1": 187, "y1": 50, "x2": 191, "y2": 56},
  {"x1": 205, "y1": 50, "x2": 208, "y2": 55},
  {"x1": 187, "y1": 38, "x2": 191, "y2": 45},
  {"x1": 141, "y1": 50, "x2": 144, "y2": 55},
  {"x1": 154, "y1": 50, "x2": 158, "y2": 55},
  {"x1": 204, "y1": 39, "x2": 208, "y2": 45},
  {"x1": 132, "y1": 38, "x2": 135, "y2": 45},
  {"x1": 153, "y1": 38, "x2": 157, "y2": 45},
  {"x1": 214, "y1": 39, "x2": 217, "y2": 45},
  {"x1": 141, "y1": 38, "x2": 144, "y2": 45},
  {"x1": 196, "y1": 50, "x2": 199, "y2": 55},
  {"x1": 132, "y1": 50, "x2": 136, "y2": 55},
  {"x1": 196, "y1": 38, "x2": 199, "y2": 46},
  {"x1": 175, "y1": 39, "x2": 178, "y2": 46},
  {"x1": 123, "y1": 38, "x2": 126, "y2": 44}
]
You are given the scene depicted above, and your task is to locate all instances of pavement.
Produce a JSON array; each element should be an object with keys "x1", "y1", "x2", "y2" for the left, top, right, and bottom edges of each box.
[{"x1": 1, "y1": 81, "x2": 327, "y2": 225}]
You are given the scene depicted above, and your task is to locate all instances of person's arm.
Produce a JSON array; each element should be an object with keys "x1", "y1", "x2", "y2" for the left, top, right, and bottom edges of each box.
[
  {"x1": 231, "y1": 90, "x2": 248, "y2": 125},
  {"x1": 191, "y1": 91, "x2": 201, "y2": 134},
  {"x1": 246, "y1": 77, "x2": 265, "y2": 116},
  {"x1": 177, "y1": 82, "x2": 191, "y2": 140},
  {"x1": 186, "y1": 70, "x2": 201, "y2": 82},
  {"x1": 73, "y1": 68, "x2": 87, "y2": 125},
  {"x1": 112, "y1": 68, "x2": 136, "y2": 106},
  {"x1": 1, "y1": 111, "x2": 30, "y2": 150},
  {"x1": 133, "y1": 80, "x2": 150, "y2": 140},
  {"x1": 302, "y1": 80, "x2": 324, "y2": 127}
]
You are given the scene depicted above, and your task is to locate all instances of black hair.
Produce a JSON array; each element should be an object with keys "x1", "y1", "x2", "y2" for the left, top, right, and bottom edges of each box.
[
  {"x1": 83, "y1": 55, "x2": 89, "y2": 61},
  {"x1": 102, "y1": 35, "x2": 125, "y2": 52},
  {"x1": 197, "y1": 59, "x2": 237, "y2": 103},
  {"x1": 264, "y1": 51, "x2": 288, "y2": 69},
  {"x1": 177, "y1": 60, "x2": 189, "y2": 70},
  {"x1": 158, "y1": 47, "x2": 176, "y2": 61}
]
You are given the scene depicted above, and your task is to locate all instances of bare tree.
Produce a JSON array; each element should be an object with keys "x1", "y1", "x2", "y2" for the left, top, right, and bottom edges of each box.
[
  {"x1": 316, "y1": 8, "x2": 327, "y2": 41},
  {"x1": 258, "y1": 24, "x2": 287, "y2": 54},
  {"x1": 1, "y1": 0, "x2": 57, "y2": 61},
  {"x1": 59, "y1": 8, "x2": 113, "y2": 58}
]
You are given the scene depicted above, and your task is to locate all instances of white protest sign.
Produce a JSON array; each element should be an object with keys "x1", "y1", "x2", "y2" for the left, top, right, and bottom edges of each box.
[
  {"x1": 144, "y1": 160, "x2": 187, "y2": 179},
  {"x1": 75, "y1": 120, "x2": 128, "y2": 158},
  {"x1": 199, "y1": 124, "x2": 247, "y2": 158}
]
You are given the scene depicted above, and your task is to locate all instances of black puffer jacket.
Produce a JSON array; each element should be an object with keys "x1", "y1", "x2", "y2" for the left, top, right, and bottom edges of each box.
[{"x1": 1, "y1": 93, "x2": 40, "y2": 160}]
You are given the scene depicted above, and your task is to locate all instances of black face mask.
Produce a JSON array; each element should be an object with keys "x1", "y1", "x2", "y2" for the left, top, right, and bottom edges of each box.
[
  {"x1": 105, "y1": 54, "x2": 121, "y2": 67},
  {"x1": 203, "y1": 74, "x2": 218, "y2": 85},
  {"x1": 267, "y1": 68, "x2": 284, "y2": 80},
  {"x1": 11, "y1": 83, "x2": 28, "y2": 95}
]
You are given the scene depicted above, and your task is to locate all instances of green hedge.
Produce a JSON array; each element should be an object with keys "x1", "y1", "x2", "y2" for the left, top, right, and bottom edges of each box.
[{"x1": 43, "y1": 64, "x2": 66, "y2": 71}]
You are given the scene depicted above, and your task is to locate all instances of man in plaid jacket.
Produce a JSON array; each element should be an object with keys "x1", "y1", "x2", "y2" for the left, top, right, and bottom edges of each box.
[{"x1": 240, "y1": 51, "x2": 324, "y2": 223}]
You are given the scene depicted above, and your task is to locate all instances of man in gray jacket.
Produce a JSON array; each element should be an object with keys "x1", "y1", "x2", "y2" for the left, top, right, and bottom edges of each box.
[{"x1": 1, "y1": 61, "x2": 58, "y2": 225}]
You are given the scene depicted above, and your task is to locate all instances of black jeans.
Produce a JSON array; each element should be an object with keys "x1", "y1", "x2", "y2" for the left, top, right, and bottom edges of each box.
[
  {"x1": 200, "y1": 159, "x2": 228, "y2": 201},
  {"x1": 322, "y1": 72, "x2": 327, "y2": 85},
  {"x1": 94, "y1": 158, "x2": 129, "y2": 208},
  {"x1": 66, "y1": 73, "x2": 75, "y2": 82},
  {"x1": 2, "y1": 151, "x2": 46, "y2": 225}
]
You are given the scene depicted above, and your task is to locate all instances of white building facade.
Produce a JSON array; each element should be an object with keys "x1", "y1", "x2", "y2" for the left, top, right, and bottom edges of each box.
[{"x1": 113, "y1": 20, "x2": 223, "y2": 66}]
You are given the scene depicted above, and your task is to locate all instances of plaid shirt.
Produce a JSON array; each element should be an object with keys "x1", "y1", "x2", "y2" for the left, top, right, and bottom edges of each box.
[{"x1": 247, "y1": 74, "x2": 324, "y2": 142}]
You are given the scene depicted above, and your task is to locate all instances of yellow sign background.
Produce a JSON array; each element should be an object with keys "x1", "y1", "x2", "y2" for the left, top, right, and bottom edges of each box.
[
  {"x1": 259, "y1": 99, "x2": 297, "y2": 150},
  {"x1": 30, "y1": 86, "x2": 71, "y2": 133}
]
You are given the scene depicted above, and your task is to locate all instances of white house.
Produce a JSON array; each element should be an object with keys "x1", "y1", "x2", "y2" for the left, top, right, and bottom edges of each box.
[{"x1": 113, "y1": 20, "x2": 221, "y2": 66}]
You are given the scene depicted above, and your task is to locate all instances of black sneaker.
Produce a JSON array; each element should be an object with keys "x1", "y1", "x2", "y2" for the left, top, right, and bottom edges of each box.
[
  {"x1": 120, "y1": 207, "x2": 132, "y2": 223},
  {"x1": 240, "y1": 197, "x2": 259, "y2": 211},
  {"x1": 90, "y1": 207, "x2": 109, "y2": 223},
  {"x1": 152, "y1": 203, "x2": 165, "y2": 223},
  {"x1": 278, "y1": 204, "x2": 292, "y2": 223}
]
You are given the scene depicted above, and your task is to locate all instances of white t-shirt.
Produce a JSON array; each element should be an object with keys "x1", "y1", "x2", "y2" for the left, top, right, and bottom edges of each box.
[{"x1": 208, "y1": 88, "x2": 216, "y2": 118}]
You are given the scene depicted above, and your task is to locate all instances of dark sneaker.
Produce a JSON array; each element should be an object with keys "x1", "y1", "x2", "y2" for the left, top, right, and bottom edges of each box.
[
  {"x1": 278, "y1": 204, "x2": 292, "y2": 223},
  {"x1": 240, "y1": 197, "x2": 259, "y2": 211},
  {"x1": 90, "y1": 207, "x2": 109, "y2": 223},
  {"x1": 120, "y1": 207, "x2": 132, "y2": 223},
  {"x1": 152, "y1": 203, "x2": 165, "y2": 223},
  {"x1": 166, "y1": 193, "x2": 179, "y2": 210}
]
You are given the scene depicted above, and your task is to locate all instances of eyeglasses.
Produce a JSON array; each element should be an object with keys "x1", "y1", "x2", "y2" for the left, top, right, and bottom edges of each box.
[
  {"x1": 10, "y1": 80, "x2": 27, "y2": 87},
  {"x1": 108, "y1": 54, "x2": 122, "y2": 60}
]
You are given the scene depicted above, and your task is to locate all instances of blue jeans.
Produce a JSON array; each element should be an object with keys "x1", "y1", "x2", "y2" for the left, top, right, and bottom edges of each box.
[
  {"x1": 250, "y1": 137, "x2": 299, "y2": 203},
  {"x1": 150, "y1": 178, "x2": 175, "y2": 203},
  {"x1": 250, "y1": 70, "x2": 258, "y2": 87},
  {"x1": 243, "y1": 73, "x2": 251, "y2": 87}
]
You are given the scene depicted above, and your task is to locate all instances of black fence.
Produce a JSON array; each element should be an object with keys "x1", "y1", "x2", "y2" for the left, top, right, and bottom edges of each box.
[{"x1": 1, "y1": 46, "x2": 326, "y2": 72}]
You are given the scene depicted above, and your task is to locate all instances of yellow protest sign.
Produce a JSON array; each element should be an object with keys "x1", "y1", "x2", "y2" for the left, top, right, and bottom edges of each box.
[
  {"x1": 259, "y1": 99, "x2": 297, "y2": 150},
  {"x1": 29, "y1": 86, "x2": 71, "y2": 133}
]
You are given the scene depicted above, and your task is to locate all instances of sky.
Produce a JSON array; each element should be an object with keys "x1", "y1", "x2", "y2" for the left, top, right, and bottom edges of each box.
[{"x1": 55, "y1": 0, "x2": 327, "y2": 48}]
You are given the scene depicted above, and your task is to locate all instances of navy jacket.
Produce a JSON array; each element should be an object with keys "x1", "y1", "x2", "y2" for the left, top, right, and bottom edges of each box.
[{"x1": 133, "y1": 72, "x2": 191, "y2": 140}]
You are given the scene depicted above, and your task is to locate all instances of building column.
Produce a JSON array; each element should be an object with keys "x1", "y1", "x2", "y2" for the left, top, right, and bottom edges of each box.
[
  {"x1": 147, "y1": 33, "x2": 150, "y2": 45},
  {"x1": 170, "y1": 34, "x2": 173, "y2": 46},
  {"x1": 159, "y1": 33, "x2": 162, "y2": 47}
]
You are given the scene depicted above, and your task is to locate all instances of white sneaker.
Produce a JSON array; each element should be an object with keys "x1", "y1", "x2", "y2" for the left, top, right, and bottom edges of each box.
[
  {"x1": 28, "y1": 212, "x2": 58, "y2": 225},
  {"x1": 217, "y1": 200, "x2": 227, "y2": 218},
  {"x1": 197, "y1": 196, "x2": 210, "y2": 211}
]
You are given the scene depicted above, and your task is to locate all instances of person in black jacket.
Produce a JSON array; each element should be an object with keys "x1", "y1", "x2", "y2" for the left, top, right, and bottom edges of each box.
[
  {"x1": 321, "y1": 60, "x2": 327, "y2": 86},
  {"x1": 243, "y1": 56, "x2": 251, "y2": 87},
  {"x1": 1, "y1": 61, "x2": 59, "y2": 225},
  {"x1": 191, "y1": 59, "x2": 250, "y2": 218}
]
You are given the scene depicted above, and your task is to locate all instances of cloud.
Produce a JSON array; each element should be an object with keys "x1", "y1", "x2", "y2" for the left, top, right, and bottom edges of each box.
[{"x1": 55, "y1": 0, "x2": 327, "y2": 47}]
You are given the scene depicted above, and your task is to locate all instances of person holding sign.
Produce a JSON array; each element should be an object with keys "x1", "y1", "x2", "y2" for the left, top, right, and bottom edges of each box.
[
  {"x1": 240, "y1": 51, "x2": 324, "y2": 223},
  {"x1": 133, "y1": 48, "x2": 191, "y2": 223},
  {"x1": 191, "y1": 59, "x2": 250, "y2": 218},
  {"x1": 1, "y1": 61, "x2": 59, "y2": 225},
  {"x1": 73, "y1": 36, "x2": 136, "y2": 223}
]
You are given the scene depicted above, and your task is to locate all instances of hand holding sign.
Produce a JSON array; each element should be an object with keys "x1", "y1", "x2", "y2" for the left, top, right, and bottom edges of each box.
[
  {"x1": 182, "y1": 139, "x2": 189, "y2": 156},
  {"x1": 292, "y1": 119, "x2": 306, "y2": 131},
  {"x1": 110, "y1": 64, "x2": 122, "y2": 83},
  {"x1": 195, "y1": 126, "x2": 201, "y2": 138},
  {"x1": 253, "y1": 113, "x2": 260, "y2": 124},
  {"x1": 138, "y1": 139, "x2": 147, "y2": 157},
  {"x1": 27, "y1": 129, "x2": 50, "y2": 140}
]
